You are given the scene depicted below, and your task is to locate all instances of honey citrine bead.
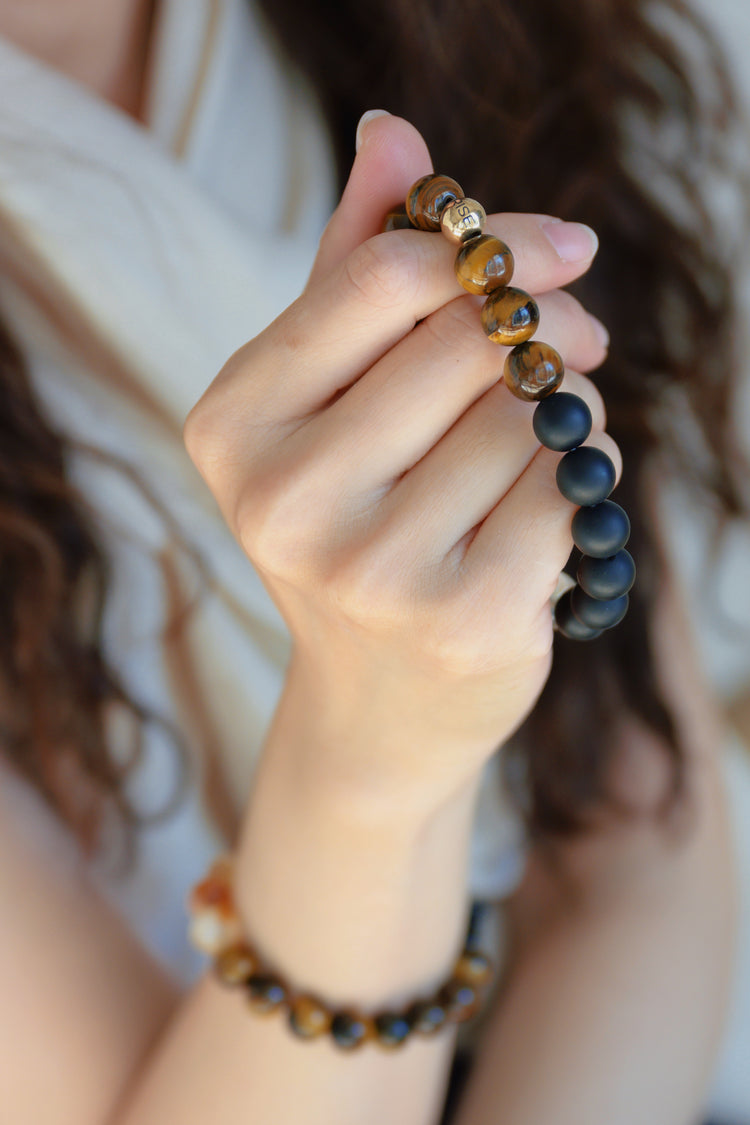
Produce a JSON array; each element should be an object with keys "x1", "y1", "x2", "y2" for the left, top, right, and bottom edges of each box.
[
  {"x1": 406, "y1": 174, "x2": 464, "y2": 231},
  {"x1": 455, "y1": 234, "x2": 514, "y2": 294},
  {"x1": 504, "y1": 340, "x2": 565, "y2": 401},
  {"x1": 289, "y1": 995, "x2": 332, "y2": 1039},
  {"x1": 481, "y1": 287, "x2": 540, "y2": 346}
]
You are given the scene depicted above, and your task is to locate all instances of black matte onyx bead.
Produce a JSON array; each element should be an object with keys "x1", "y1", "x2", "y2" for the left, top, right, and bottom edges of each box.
[
  {"x1": 571, "y1": 586, "x2": 629, "y2": 629},
  {"x1": 245, "y1": 974, "x2": 288, "y2": 1014},
  {"x1": 571, "y1": 501, "x2": 631, "y2": 557},
  {"x1": 405, "y1": 999, "x2": 448, "y2": 1036},
  {"x1": 553, "y1": 589, "x2": 603, "y2": 641},
  {"x1": 533, "y1": 392, "x2": 592, "y2": 451},
  {"x1": 556, "y1": 447, "x2": 616, "y2": 506},
  {"x1": 577, "y1": 550, "x2": 635, "y2": 599},
  {"x1": 330, "y1": 1012, "x2": 374, "y2": 1050},
  {"x1": 374, "y1": 1012, "x2": 414, "y2": 1048}
]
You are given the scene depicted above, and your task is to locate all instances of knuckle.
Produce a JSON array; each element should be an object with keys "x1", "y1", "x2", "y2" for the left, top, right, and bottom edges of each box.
[
  {"x1": 235, "y1": 459, "x2": 321, "y2": 579},
  {"x1": 327, "y1": 549, "x2": 404, "y2": 631},
  {"x1": 344, "y1": 235, "x2": 420, "y2": 310}
]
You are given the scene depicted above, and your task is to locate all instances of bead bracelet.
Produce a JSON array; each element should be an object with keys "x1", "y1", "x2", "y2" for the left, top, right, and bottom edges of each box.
[
  {"x1": 383, "y1": 176, "x2": 635, "y2": 640},
  {"x1": 187, "y1": 856, "x2": 495, "y2": 1051}
]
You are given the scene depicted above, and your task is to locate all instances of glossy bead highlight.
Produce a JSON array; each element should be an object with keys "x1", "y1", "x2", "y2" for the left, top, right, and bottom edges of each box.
[
  {"x1": 481, "y1": 286, "x2": 540, "y2": 346},
  {"x1": 504, "y1": 340, "x2": 565, "y2": 402},
  {"x1": 454, "y1": 234, "x2": 514, "y2": 294},
  {"x1": 406, "y1": 174, "x2": 464, "y2": 231},
  {"x1": 440, "y1": 197, "x2": 486, "y2": 243}
]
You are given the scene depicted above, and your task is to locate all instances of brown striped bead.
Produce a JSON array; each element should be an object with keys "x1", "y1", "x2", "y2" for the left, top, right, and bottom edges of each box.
[
  {"x1": 246, "y1": 973, "x2": 288, "y2": 1015},
  {"x1": 288, "y1": 995, "x2": 332, "y2": 1039},
  {"x1": 215, "y1": 943, "x2": 258, "y2": 986},
  {"x1": 405, "y1": 999, "x2": 448, "y2": 1036},
  {"x1": 481, "y1": 287, "x2": 540, "y2": 346},
  {"x1": 504, "y1": 340, "x2": 565, "y2": 401},
  {"x1": 455, "y1": 234, "x2": 514, "y2": 294},
  {"x1": 453, "y1": 951, "x2": 493, "y2": 988},
  {"x1": 439, "y1": 980, "x2": 481, "y2": 1023},
  {"x1": 383, "y1": 203, "x2": 414, "y2": 232},
  {"x1": 330, "y1": 1012, "x2": 376, "y2": 1050},
  {"x1": 406, "y1": 174, "x2": 464, "y2": 231}
]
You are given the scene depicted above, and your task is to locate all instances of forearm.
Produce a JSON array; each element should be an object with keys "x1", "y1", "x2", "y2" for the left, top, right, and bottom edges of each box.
[
  {"x1": 114, "y1": 663, "x2": 485, "y2": 1125},
  {"x1": 455, "y1": 755, "x2": 737, "y2": 1125}
]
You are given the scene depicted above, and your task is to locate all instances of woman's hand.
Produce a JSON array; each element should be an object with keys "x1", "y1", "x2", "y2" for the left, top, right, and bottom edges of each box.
[{"x1": 184, "y1": 114, "x2": 620, "y2": 805}]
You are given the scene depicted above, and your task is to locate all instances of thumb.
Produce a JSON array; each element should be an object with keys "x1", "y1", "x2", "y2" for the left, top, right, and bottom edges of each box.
[{"x1": 307, "y1": 111, "x2": 433, "y2": 287}]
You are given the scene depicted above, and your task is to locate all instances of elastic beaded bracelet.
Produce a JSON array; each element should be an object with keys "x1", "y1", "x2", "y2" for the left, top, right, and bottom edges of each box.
[
  {"x1": 384, "y1": 176, "x2": 635, "y2": 641},
  {"x1": 187, "y1": 856, "x2": 495, "y2": 1052}
]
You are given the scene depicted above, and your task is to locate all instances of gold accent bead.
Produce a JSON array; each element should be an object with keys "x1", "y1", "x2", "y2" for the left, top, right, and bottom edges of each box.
[
  {"x1": 440, "y1": 198, "x2": 486, "y2": 244},
  {"x1": 455, "y1": 234, "x2": 514, "y2": 294},
  {"x1": 215, "y1": 943, "x2": 259, "y2": 986},
  {"x1": 406, "y1": 174, "x2": 464, "y2": 231},
  {"x1": 504, "y1": 340, "x2": 565, "y2": 401},
  {"x1": 481, "y1": 286, "x2": 540, "y2": 346}
]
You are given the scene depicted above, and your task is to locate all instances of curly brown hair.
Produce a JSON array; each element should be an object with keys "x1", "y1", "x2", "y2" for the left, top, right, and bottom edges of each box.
[{"x1": 0, "y1": 0, "x2": 748, "y2": 852}]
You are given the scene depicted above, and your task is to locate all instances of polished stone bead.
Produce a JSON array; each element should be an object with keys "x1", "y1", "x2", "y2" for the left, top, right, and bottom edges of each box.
[
  {"x1": 439, "y1": 980, "x2": 481, "y2": 1023},
  {"x1": 577, "y1": 550, "x2": 635, "y2": 599},
  {"x1": 288, "y1": 995, "x2": 332, "y2": 1039},
  {"x1": 214, "y1": 943, "x2": 259, "y2": 986},
  {"x1": 246, "y1": 973, "x2": 288, "y2": 1014},
  {"x1": 330, "y1": 1012, "x2": 376, "y2": 1050},
  {"x1": 374, "y1": 1012, "x2": 414, "y2": 1048},
  {"x1": 504, "y1": 340, "x2": 564, "y2": 401},
  {"x1": 533, "y1": 391, "x2": 592, "y2": 450},
  {"x1": 188, "y1": 908, "x2": 244, "y2": 956},
  {"x1": 454, "y1": 234, "x2": 514, "y2": 294},
  {"x1": 571, "y1": 501, "x2": 631, "y2": 557},
  {"x1": 405, "y1": 999, "x2": 448, "y2": 1036},
  {"x1": 406, "y1": 174, "x2": 464, "y2": 231},
  {"x1": 383, "y1": 203, "x2": 414, "y2": 231},
  {"x1": 454, "y1": 951, "x2": 493, "y2": 988},
  {"x1": 553, "y1": 589, "x2": 604, "y2": 641},
  {"x1": 440, "y1": 197, "x2": 486, "y2": 243},
  {"x1": 571, "y1": 587, "x2": 630, "y2": 629},
  {"x1": 556, "y1": 447, "x2": 616, "y2": 505},
  {"x1": 481, "y1": 287, "x2": 540, "y2": 346}
]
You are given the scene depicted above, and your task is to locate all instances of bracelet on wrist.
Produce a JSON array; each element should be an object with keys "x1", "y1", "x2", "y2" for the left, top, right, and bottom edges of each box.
[{"x1": 187, "y1": 855, "x2": 496, "y2": 1052}]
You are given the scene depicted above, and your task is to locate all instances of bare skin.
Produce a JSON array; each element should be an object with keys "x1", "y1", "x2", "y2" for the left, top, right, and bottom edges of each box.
[{"x1": 0, "y1": 8, "x2": 739, "y2": 1125}]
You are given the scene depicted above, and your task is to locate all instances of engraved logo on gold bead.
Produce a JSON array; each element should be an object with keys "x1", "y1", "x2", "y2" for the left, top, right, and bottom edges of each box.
[{"x1": 440, "y1": 198, "x2": 487, "y2": 243}]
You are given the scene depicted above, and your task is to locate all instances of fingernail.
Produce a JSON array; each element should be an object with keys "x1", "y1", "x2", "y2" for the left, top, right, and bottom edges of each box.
[
  {"x1": 589, "y1": 314, "x2": 610, "y2": 348},
  {"x1": 355, "y1": 109, "x2": 390, "y2": 153},
  {"x1": 542, "y1": 220, "x2": 599, "y2": 262}
]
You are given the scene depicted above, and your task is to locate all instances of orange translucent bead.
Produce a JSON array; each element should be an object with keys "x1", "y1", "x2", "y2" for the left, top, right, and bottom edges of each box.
[
  {"x1": 504, "y1": 340, "x2": 565, "y2": 401},
  {"x1": 288, "y1": 995, "x2": 333, "y2": 1039},
  {"x1": 215, "y1": 943, "x2": 259, "y2": 986},
  {"x1": 406, "y1": 174, "x2": 464, "y2": 231},
  {"x1": 481, "y1": 286, "x2": 540, "y2": 346},
  {"x1": 455, "y1": 234, "x2": 514, "y2": 294}
]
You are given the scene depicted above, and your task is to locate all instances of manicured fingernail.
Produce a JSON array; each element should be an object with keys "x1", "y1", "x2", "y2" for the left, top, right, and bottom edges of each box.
[
  {"x1": 542, "y1": 220, "x2": 599, "y2": 262},
  {"x1": 355, "y1": 109, "x2": 391, "y2": 152},
  {"x1": 589, "y1": 314, "x2": 609, "y2": 348}
]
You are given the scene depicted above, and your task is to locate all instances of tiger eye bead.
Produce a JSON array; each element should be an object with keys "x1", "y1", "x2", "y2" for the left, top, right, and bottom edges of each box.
[
  {"x1": 439, "y1": 980, "x2": 481, "y2": 1023},
  {"x1": 246, "y1": 973, "x2": 288, "y2": 1014},
  {"x1": 454, "y1": 234, "x2": 514, "y2": 294},
  {"x1": 406, "y1": 174, "x2": 464, "y2": 231},
  {"x1": 288, "y1": 995, "x2": 332, "y2": 1039},
  {"x1": 405, "y1": 999, "x2": 448, "y2": 1036},
  {"x1": 330, "y1": 1012, "x2": 376, "y2": 1050},
  {"x1": 453, "y1": 951, "x2": 493, "y2": 988},
  {"x1": 215, "y1": 943, "x2": 259, "y2": 986},
  {"x1": 440, "y1": 197, "x2": 486, "y2": 244},
  {"x1": 382, "y1": 203, "x2": 413, "y2": 232},
  {"x1": 481, "y1": 287, "x2": 540, "y2": 346},
  {"x1": 504, "y1": 340, "x2": 565, "y2": 402}
]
